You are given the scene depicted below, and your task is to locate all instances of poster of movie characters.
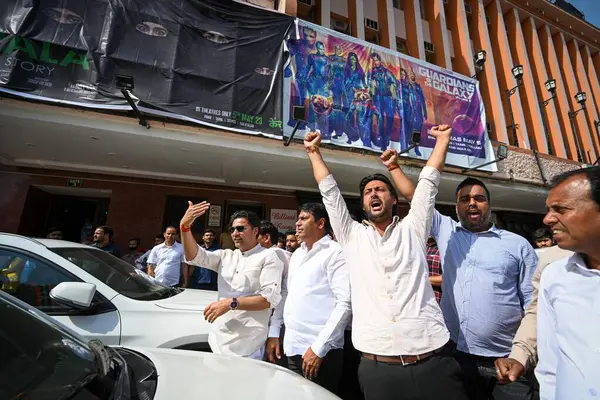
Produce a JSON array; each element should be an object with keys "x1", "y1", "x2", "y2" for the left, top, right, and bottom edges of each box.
[{"x1": 283, "y1": 20, "x2": 497, "y2": 171}]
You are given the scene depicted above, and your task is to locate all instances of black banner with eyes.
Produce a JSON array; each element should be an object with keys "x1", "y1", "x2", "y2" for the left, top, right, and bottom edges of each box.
[{"x1": 0, "y1": 0, "x2": 295, "y2": 138}]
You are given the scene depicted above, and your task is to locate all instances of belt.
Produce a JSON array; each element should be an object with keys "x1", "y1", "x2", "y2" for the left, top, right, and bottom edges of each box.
[{"x1": 362, "y1": 345, "x2": 444, "y2": 366}]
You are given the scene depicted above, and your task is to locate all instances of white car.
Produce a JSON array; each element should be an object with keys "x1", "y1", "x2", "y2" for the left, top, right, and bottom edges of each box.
[
  {"x1": 0, "y1": 233, "x2": 216, "y2": 350},
  {"x1": 0, "y1": 289, "x2": 340, "y2": 400}
]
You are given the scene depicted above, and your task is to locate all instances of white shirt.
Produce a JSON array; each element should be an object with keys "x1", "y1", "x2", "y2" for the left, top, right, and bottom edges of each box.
[
  {"x1": 535, "y1": 254, "x2": 600, "y2": 400},
  {"x1": 186, "y1": 243, "x2": 283, "y2": 357},
  {"x1": 269, "y1": 235, "x2": 351, "y2": 358},
  {"x1": 319, "y1": 166, "x2": 449, "y2": 356},
  {"x1": 147, "y1": 242, "x2": 184, "y2": 286}
]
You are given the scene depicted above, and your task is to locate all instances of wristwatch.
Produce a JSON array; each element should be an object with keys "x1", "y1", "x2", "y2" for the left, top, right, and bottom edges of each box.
[{"x1": 230, "y1": 298, "x2": 238, "y2": 310}]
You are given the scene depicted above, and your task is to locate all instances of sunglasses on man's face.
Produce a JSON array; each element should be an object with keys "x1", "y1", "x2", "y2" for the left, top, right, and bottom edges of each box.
[{"x1": 228, "y1": 226, "x2": 247, "y2": 234}]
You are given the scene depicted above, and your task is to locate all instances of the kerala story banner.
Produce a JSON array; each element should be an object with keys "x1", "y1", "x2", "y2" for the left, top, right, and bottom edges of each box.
[
  {"x1": 0, "y1": 0, "x2": 295, "y2": 138},
  {"x1": 282, "y1": 20, "x2": 497, "y2": 171}
]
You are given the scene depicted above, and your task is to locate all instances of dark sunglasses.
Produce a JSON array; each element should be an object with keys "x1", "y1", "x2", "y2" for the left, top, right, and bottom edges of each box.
[{"x1": 228, "y1": 226, "x2": 247, "y2": 234}]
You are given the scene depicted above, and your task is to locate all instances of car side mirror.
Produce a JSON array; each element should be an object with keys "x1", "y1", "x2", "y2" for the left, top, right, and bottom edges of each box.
[{"x1": 50, "y1": 282, "x2": 96, "y2": 309}]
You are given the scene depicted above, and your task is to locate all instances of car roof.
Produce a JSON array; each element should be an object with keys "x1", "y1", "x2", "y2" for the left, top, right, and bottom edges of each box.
[{"x1": 0, "y1": 233, "x2": 94, "y2": 249}]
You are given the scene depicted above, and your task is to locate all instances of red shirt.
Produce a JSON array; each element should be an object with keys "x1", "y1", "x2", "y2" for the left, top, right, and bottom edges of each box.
[{"x1": 426, "y1": 242, "x2": 442, "y2": 303}]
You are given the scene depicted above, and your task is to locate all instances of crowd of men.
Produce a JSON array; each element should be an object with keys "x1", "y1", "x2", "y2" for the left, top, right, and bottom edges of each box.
[{"x1": 40, "y1": 125, "x2": 599, "y2": 400}]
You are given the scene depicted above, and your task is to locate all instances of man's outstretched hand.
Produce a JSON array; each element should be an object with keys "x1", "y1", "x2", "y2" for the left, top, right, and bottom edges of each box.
[
  {"x1": 429, "y1": 124, "x2": 452, "y2": 140},
  {"x1": 304, "y1": 131, "x2": 322, "y2": 153}
]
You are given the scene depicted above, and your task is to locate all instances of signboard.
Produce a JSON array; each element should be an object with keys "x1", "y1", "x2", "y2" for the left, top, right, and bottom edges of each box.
[
  {"x1": 0, "y1": 0, "x2": 295, "y2": 138},
  {"x1": 207, "y1": 205, "x2": 222, "y2": 227},
  {"x1": 283, "y1": 20, "x2": 497, "y2": 172},
  {"x1": 67, "y1": 178, "x2": 82, "y2": 187},
  {"x1": 270, "y1": 208, "x2": 297, "y2": 232}
]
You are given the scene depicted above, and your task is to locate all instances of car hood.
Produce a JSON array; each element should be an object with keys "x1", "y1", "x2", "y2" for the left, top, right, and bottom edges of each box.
[
  {"x1": 153, "y1": 288, "x2": 217, "y2": 312},
  {"x1": 129, "y1": 347, "x2": 340, "y2": 400}
]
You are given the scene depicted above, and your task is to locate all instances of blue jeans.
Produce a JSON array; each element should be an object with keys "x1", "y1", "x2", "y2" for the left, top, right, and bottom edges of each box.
[{"x1": 453, "y1": 350, "x2": 538, "y2": 400}]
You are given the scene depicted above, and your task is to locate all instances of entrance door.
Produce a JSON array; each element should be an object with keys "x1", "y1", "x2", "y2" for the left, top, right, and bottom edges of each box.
[
  {"x1": 46, "y1": 196, "x2": 109, "y2": 243},
  {"x1": 18, "y1": 185, "x2": 110, "y2": 243},
  {"x1": 225, "y1": 201, "x2": 265, "y2": 226}
]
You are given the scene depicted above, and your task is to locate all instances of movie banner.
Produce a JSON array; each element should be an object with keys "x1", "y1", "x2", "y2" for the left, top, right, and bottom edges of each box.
[
  {"x1": 0, "y1": 0, "x2": 295, "y2": 138},
  {"x1": 283, "y1": 20, "x2": 497, "y2": 171}
]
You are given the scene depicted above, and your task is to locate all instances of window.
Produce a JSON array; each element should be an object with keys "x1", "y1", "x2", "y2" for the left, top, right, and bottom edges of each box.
[
  {"x1": 51, "y1": 247, "x2": 177, "y2": 301},
  {"x1": 0, "y1": 249, "x2": 78, "y2": 314},
  {"x1": 0, "y1": 293, "x2": 98, "y2": 400},
  {"x1": 396, "y1": 37, "x2": 409, "y2": 55},
  {"x1": 425, "y1": 52, "x2": 435, "y2": 63},
  {"x1": 392, "y1": 0, "x2": 401, "y2": 9}
]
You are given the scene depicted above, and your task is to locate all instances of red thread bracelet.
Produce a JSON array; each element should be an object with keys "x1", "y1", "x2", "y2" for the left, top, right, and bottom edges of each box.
[{"x1": 180, "y1": 224, "x2": 191, "y2": 233}]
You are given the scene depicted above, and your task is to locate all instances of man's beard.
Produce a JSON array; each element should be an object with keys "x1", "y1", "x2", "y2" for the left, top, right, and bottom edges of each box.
[{"x1": 458, "y1": 209, "x2": 491, "y2": 231}]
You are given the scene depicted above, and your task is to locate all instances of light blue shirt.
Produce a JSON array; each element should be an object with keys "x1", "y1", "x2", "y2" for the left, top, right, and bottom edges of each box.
[
  {"x1": 536, "y1": 254, "x2": 600, "y2": 400},
  {"x1": 431, "y1": 211, "x2": 537, "y2": 357}
]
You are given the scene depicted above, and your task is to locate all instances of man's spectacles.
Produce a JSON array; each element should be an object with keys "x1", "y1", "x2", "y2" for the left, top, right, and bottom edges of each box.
[{"x1": 228, "y1": 226, "x2": 247, "y2": 234}]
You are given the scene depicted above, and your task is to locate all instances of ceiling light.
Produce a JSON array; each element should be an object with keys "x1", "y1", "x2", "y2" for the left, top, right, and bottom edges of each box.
[
  {"x1": 25, "y1": 143, "x2": 36, "y2": 147},
  {"x1": 187, "y1": 161, "x2": 194, "y2": 165},
  {"x1": 108, "y1": 152, "x2": 116, "y2": 156},
  {"x1": 90, "y1": 136, "x2": 99, "y2": 140},
  {"x1": 181, "y1": 149, "x2": 188, "y2": 152},
  {"x1": 122, "y1": 165, "x2": 129, "y2": 168}
]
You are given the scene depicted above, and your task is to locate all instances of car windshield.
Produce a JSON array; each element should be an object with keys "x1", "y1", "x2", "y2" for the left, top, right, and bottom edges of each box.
[
  {"x1": 0, "y1": 291, "x2": 97, "y2": 399},
  {"x1": 51, "y1": 247, "x2": 179, "y2": 301}
]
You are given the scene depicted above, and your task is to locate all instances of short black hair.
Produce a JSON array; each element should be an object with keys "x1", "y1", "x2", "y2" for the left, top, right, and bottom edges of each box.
[
  {"x1": 370, "y1": 52, "x2": 381, "y2": 61},
  {"x1": 155, "y1": 233, "x2": 164, "y2": 240},
  {"x1": 359, "y1": 173, "x2": 398, "y2": 200},
  {"x1": 164, "y1": 225, "x2": 178, "y2": 233},
  {"x1": 299, "y1": 202, "x2": 331, "y2": 234},
  {"x1": 532, "y1": 227, "x2": 552, "y2": 241},
  {"x1": 285, "y1": 229, "x2": 297, "y2": 237},
  {"x1": 203, "y1": 229, "x2": 215, "y2": 235},
  {"x1": 455, "y1": 177, "x2": 491, "y2": 202},
  {"x1": 97, "y1": 225, "x2": 114, "y2": 239},
  {"x1": 128, "y1": 237, "x2": 141, "y2": 243},
  {"x1": 278, "y1": 232, "x2": 286, "y2": 243},
  {"x1": 47, "y1": 227, "x2": 62, "y2": 235},
  {"x1": 229, "y1": 210, "x2": 261, "y2": 229},
  {"x1": 550, "y1": 166, "x2": 600, "y2": 208},
  {"x1": 259, "y1": 221, "x2": 280, "y2": 245}
]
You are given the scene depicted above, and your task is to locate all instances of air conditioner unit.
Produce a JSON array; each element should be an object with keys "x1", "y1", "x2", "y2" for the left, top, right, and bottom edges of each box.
[
  {"x1": 465, "y1": 4, "x2": 472, "y2": 15},
  {"x1": 298, "y1": 0, "x2": 313, "y2": 5},
  {"x1": 486, "y1": 15, "x2": 491, "y2": 25},
  {"x1": 365, "y1": 18, "x2": 379, "y2": 31},
  {"x1": 424, "y1": 41, "x2": 435, "y2": 53},
  {"x1": 331, "y1": 19, "x2": 350, "y2": 34}
]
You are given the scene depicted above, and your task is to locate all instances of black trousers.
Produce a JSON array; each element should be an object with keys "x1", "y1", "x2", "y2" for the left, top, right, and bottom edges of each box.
[
  {"x1": 339, "y1": 330, "x2": 365, "y2": 400},
  {"x1": 453, "y1": 351, "x2": 538, "y2": 400},
  {"x1": 358, "y1": 345, "x2": 469, "y2": 400},
  {"x1": 288, "y1": 348, "x2": 344, "y2": 395}
]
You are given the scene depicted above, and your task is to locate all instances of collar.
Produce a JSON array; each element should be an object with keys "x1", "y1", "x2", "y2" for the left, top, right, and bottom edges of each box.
[
  {"x1": 300, "y1": 234, "x2": 331, "y2": 252},
  {"x1": 202, "y1": 243, "x2": 218, "y2": 250},
  {"x1": 241, "y1": 243, "x2": 263, "y2": 256},
  {"x1": 565, "y1": 253, "x2": 600, "y2": 275},
  {"x1": 455, "y1": 222, "x2": 501, "y2": 237},
  {"x1": 361, "y1": 215, "x2": 400, "y2": 229}
]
